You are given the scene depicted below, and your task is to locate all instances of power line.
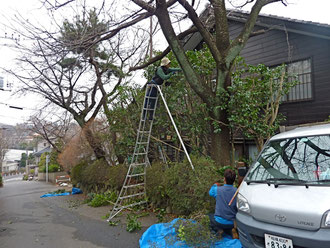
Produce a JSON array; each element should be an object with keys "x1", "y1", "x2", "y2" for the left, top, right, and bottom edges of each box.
[{"x1": 0, "y1": 101, "x2": 47, "y2": 112}]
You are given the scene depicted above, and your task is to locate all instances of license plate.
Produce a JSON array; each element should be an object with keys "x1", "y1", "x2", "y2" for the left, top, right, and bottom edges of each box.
[{"x1": 264, "y1": 233, "x2": 293, "y2": 248}]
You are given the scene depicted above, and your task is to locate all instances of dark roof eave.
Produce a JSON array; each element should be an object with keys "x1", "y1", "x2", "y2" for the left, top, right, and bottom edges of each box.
[{"x1": 227, "y1": 10, "x2": 330, "y2": 40}]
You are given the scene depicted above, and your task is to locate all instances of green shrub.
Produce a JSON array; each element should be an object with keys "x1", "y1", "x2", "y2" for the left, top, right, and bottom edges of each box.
[
  {"x1": 107, "y1": 164, "x2": 128, "y2": 191},
  {"x1": 71, "y1": 160, "x2": 87, "y2": 186},
  {"x1": 88, "y1": 194, "x2": 109, "y2": 207},
  {"x1": 88, "y1": 191, "x2": 117, "y2": 207},
  {"x1": 38, "y1": 164, "x2": 61, "y2": 173},
  {"x1": 146, "y1": 162, "x2": 168, "y2": 208},
  {"x1": 38, "y1": 151, "x2": 62, "y2": 173},
  {"x1": 30, "y1": 169, "x2": 35, "y2": 175},
  {"x1": 22, "y1": 175, "x2": 28, "y2": 181},
  {"x1": 0, "y1": 174, "x2": 3, "y2": 187},
  {"x1": 48, "y1": 164, "x2": 60, "y2": 172},
  {"x1": 147, "y1": 156, "x2": 220, "y2": 216},
  {"x1": 71, "y1": 159, "x2": 127, "y2": 193},
  {"x1": 126, "y1": 213, "x2": 141, "y2": 232}
]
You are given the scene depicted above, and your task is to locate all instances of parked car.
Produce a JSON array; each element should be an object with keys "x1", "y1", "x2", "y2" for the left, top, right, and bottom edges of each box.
[{"x1": 236, "y1": 123, "x2": 330, "y2": 248}]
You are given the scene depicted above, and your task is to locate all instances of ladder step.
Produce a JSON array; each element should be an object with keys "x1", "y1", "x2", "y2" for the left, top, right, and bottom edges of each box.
[
  {"x1": 136, "y1": 142, "x2": 149, "y2": 145},
  {"x1": 123, "y1": 183, "x2": 145, "y2": 189},
  {"x1": 127, "y1": 173, "x2": 145, "y2": 178},
  {"x1": 144, "y1": 96, "x2": 158, "y2": 99},
  {"x1": 127, "y1": 173, "x2": 146, "y2": 177},
  {"x1": 133, "y1": 152, "x2": 147, "y2": 156},
  {"x1": 119, "y1": 192, "x2": 145, "y2": 200},
  {"x1": 130, "y1": 162, "x2": 147, "y2": 167},
  {"x1": 137, "y1": 130, "x2": 151, "y2": 134},
  {"x1": 143, "y1": 107, "x2": 157, "y2": 111},
  {"x1": 114, "y1": 201, "x2": 148, "y2": 211}
]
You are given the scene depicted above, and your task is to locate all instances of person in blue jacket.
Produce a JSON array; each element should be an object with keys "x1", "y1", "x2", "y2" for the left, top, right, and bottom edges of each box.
[
  {"x1": 143, "y1": 57, "x2": 181, "y2": 120},
  {"x1": 209, "y1": 169, "x2": 238, "y2": 237}
]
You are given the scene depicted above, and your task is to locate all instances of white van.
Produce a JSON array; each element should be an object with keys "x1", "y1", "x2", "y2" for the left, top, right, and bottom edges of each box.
[{"x1": 236, "y1": 124, "x2": 330, "y2": 248}]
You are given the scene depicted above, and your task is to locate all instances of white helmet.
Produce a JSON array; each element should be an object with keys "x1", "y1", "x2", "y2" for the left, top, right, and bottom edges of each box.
[{"x1": 160, "y1": 57, "x2": 171, "y2": 66}]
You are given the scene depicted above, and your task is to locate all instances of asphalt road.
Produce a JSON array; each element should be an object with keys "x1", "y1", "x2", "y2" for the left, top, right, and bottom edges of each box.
[{"x1": 0, "y1": 176, "x2": 148, "y2": 248}]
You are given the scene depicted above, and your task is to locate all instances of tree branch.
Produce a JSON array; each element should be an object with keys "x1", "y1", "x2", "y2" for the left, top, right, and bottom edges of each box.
[{"x1": 129, "y1": 26, "x2": 198, "y2": 71}]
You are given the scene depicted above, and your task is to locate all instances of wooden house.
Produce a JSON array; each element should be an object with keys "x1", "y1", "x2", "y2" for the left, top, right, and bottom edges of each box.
[{"x1": 184, "y1": 10, "x2": 330, "y2": 159}]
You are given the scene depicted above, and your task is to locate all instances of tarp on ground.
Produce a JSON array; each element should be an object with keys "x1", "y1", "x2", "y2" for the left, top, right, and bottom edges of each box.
[
  {"x1": 72, "y1": 187, "x2": 83, "y2": 195},
  {"x1": 40, "y1": 192, "x2": 70, "y2": 198},
  {"x1": 40, "y1": 187, "x2": 82, "y2": 198},
  {"x1": 139, "y1": 218, "x2": 242, "y2": 248}
]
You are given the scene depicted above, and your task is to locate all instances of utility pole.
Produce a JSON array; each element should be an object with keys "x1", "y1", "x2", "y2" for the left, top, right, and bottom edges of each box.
[
  {"x1": 25, "y1": 149, "x2": 29, "y2": 175},
  {"x1": 46, "y1": 155, "x2": 49, "y2": 183}
]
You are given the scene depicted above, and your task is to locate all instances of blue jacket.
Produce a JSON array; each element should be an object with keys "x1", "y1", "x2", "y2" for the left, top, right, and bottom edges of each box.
[{"x1": 209, "y1": 184, "x2": 238, "y2": 224}]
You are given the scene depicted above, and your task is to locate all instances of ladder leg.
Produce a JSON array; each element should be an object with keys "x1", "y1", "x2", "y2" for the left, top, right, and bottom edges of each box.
[{"x1": 108, "y1": 85, "x2": 159, "y2": 221}]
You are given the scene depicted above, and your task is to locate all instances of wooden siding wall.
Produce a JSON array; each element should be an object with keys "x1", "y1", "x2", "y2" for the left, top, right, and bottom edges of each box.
[{"x1": 229, "y1": 21, "x2": 330, "y2": 126}]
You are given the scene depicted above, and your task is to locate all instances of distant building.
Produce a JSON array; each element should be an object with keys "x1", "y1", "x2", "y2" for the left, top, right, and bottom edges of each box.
[
  {"x1": 32, "y1": 138, "x2": 52, "y2": 167},
  {"x1": 1, "y1": 149, "x2": 26, "y2": 173}
]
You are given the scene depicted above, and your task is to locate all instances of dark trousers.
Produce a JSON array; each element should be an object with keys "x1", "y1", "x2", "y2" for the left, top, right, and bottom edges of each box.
[
  {"x1": 142, "y1": 85, "x2": 157, "y2": 120},
  {"x1": 208, "y1": 213, "x2": 234, "y2": 237}
]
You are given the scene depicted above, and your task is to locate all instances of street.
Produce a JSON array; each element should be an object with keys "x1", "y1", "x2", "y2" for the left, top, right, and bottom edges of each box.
[{"x1": 0, "y1": 176, "x2": 147, "y2": 248}]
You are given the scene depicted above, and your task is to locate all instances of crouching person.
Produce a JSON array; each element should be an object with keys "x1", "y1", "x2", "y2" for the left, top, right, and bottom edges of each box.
[{"x1": 208, "y1": 169, "x2": 237, "y2": 237}]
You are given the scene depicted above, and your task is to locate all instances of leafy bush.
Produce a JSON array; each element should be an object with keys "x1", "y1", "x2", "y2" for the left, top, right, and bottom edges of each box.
[
  {"x1": 126, "y1": 214, "x2": 141, "y2": 232},
  {"x1": 79, "y1": 159, "x2": 111, "y2": 192},
  {"x1": 88, "y1": 191, "x2": 117, "y2": 207},
  {"x1": 48, "y1": 164, "x2": 60, "y2": 172},
  {"x1": 22, "y1": 175, "x2": 28, "y2": 181},
  {"x1": 38, "y1": 151, "x2": 62, "y2": 172},
  {"x1": 71, "y1": 160, "x2": 87, "y2": 186},
  {"x1": 0, "y1": 174, "x2": 3, "y2": 187},
  {"x1": 88, "y1": 194, "x2": 109, "y2": 207},
  {"x1": 147, "y1": 156, "x2": 221, "y2": 216},
  {"x1": 107, "y1": 164, "x2": 128, "y2": 191},
  {"x1": 70, "y1": 159, "x2": 127, "y2": 193},
  {"x1": 38, "y1": 164, "x2": 61, "y2": 173}
]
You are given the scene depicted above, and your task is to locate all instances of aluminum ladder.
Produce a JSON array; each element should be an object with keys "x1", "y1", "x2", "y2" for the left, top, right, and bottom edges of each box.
[{"x1": 108, "y1": 84, "x2": 195, "y2": 221}]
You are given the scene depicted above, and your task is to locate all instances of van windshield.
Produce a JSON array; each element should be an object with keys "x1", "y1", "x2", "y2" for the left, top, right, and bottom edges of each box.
[{"x1": 246, "y1": 135, "x2": 330, "y2": 185}]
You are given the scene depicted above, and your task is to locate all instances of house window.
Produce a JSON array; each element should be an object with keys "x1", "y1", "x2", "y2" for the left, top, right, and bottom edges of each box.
[{"x1": 282, "y1": 58, "x2": 312, "y2": 102}]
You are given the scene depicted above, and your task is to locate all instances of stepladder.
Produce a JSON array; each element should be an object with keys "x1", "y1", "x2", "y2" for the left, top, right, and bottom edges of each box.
[
  {"x1": 108, "y1": 83, "x2": 159, "y2": 220},
  {"x1": 108, "y1": 83, "x2": 196, "y2": 221}
]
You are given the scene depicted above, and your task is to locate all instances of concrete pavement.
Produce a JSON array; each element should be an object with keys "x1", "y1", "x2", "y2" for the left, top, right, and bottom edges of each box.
[{"x1": 0, "y1": 176, "x2": 153, "y2": 248}]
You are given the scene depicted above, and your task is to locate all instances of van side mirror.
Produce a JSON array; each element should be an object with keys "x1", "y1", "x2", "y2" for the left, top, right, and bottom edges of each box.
[{"x1": 238, "y1": 167, "x2": 248, "y2": 177}]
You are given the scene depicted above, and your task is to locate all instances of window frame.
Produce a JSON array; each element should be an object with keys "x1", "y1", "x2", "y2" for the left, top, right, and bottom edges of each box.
[{"x1": 281, "y1": 57, "x2": 314, "y2": 104}]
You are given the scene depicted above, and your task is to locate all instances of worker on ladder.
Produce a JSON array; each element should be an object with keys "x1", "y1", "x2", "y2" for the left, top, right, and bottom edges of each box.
[{"x1": 143, "y1": 57, "x2": 181, "y2": 120}]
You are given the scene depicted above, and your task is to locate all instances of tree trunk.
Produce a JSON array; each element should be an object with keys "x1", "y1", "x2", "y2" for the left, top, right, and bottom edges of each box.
[
  {"x1": 209, "y1": 109, "x2": 232, "y2": 166},
  {"x1": 74, "y1": 116, "x2": 107, "y2": 162},
  {"x1": 154, "y1": 2, "x2": 232, "y2": 165},
  {"x1": 82, "y1": 126, "x2": 106, "y2": 160}
]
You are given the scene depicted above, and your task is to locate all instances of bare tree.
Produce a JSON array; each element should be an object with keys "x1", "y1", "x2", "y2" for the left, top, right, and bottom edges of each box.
[
  {"x1": 4, "y1": 5, "x2": 147, "y2": 162},
  {"x1": 29, "y1": 113, "x2": 74, "y2": 153}
]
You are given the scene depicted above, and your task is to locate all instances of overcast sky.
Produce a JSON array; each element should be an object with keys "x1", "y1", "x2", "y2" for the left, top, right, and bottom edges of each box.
[{"x1": 0, "y1": 0, "x2": 330, "y2": 126}]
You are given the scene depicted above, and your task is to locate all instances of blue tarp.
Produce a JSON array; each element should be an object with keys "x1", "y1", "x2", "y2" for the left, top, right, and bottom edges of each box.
[
  {"x1": 40, "y1": 192, "x2": 71, "y2": 198},
  {"x1": 72, "y1": 187, "x2": 83, "y2": 195},
  {"x1": 139, "y1": 218, "x2": 242, "y2": 248},
  {"x1": 40, "y1": 187, "x2": 82, "y2": 198}
]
